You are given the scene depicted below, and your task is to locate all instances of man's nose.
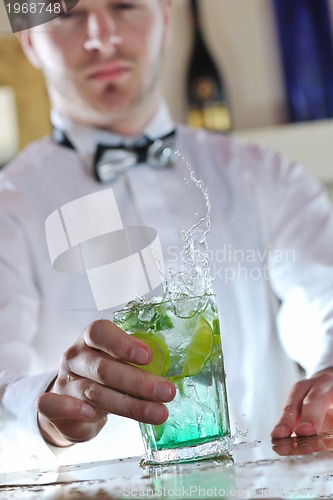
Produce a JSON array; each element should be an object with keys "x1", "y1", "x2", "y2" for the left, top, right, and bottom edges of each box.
[{"x1": 83, "y1": 10, "x2": 123, "y2": 55}]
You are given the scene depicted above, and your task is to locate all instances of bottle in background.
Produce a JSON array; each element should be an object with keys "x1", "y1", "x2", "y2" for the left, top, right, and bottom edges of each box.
[{"x1": 186, "y1": 0, "x2": 232, "y2": 132}]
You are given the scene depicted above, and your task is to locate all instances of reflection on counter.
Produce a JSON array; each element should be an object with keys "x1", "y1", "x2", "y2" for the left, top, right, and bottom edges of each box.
[
  {"x1": 145, "y1": 458, "x2": 235, "y2": 499},
  {"x1": 2, "y1": 434, "x2": 333, "y2": 499}
]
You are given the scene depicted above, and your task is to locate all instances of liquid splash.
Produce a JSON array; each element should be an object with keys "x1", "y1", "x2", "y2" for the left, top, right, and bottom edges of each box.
[
  {"x1": 115, "y1": 151, "x2": 214, "y2": 314},
  {"x1": 163, "y1": 150, "x2": 213, "y2": 302}
]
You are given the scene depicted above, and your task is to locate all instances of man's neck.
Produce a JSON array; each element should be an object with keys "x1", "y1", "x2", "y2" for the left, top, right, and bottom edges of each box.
[{"x1": 52, "y1": 96, "x2": 161, "y2": 138}]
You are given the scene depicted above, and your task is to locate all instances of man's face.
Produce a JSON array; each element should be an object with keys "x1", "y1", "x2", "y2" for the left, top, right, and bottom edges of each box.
[{"x1": 22, "y1": 0, "x2": 171, "y2": 133}]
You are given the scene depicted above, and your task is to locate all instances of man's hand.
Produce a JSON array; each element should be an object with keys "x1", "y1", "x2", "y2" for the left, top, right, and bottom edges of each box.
[
  {"x1": 271, "y1": 367, "x2": 333, "y2": 439},
  {"x1": 37, "y1": 320, "x2": 176, "y2": 447}
]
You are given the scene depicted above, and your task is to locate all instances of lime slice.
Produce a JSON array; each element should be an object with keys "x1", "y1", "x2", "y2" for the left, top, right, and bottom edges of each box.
[
  {"x1": 181, "y1": 316, "x2": 213, "y2": 377},
  {"x1": 131, "y1": 332, "x2": 170, "y2": 376}
]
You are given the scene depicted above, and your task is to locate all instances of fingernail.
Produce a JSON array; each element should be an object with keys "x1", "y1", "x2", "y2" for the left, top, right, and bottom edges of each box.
[
  {"x1": 80, "y1": 404, "x2": 95, "y2": 418},
  {"x1": 154, "y1": 382, "x2": 173, "y2": 402},
  {"x1": 296, "y1": 421, "x2": 316, "y2": 435},
  {"x1": 146, "y1": 405, "x2": 166, "y2": 424},
  {"x1": 131, "y1": 346, "x2": 150, "y2": 364}
]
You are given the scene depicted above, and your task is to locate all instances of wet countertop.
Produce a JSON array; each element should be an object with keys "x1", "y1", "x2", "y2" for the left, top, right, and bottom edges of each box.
[{"x1": 1, "y1": 434, "x2": 333, "y2": 499}]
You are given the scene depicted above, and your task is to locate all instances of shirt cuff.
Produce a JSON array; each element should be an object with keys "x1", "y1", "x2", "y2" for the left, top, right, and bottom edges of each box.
[{"x1": 0, "y1": 371, "x2": 59, "y2": 471}]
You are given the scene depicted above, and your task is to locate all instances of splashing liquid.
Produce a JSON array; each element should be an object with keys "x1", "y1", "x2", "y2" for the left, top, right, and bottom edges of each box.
[
  {"x1": 114, "y1": 151, "x2": 214, "y2": 312},
  {"x1": 164, "y1": 150, "x2": 213, "y2": 302}
]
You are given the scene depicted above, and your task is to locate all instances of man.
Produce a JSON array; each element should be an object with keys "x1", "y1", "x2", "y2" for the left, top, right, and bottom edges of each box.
[{"x1": 1, "y1": 0, "x2": 333, "y2": 470}]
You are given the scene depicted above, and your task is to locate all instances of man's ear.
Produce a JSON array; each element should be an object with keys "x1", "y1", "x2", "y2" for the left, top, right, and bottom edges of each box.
[{"x1": 16, "y1": 31, "x2": 42, "y2": 69}]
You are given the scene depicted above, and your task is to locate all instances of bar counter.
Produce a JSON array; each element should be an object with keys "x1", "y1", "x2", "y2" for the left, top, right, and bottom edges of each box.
[{"x1": 1, "y1": 434, "x2": 333, "y2": 499}]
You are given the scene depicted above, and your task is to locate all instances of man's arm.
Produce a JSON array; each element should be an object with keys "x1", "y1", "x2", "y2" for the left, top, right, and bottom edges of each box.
[{"x1": 258, "y1": 148, "x2": 333, "y2": 438}]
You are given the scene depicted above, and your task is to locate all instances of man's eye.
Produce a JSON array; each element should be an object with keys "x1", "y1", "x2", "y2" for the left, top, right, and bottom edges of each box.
[
  {"x1": 114, "y1": 2, "x2": 137, "y2": 10},
  {"x1": 60, "y1": 12, "x2": 74, "y2": 19}
]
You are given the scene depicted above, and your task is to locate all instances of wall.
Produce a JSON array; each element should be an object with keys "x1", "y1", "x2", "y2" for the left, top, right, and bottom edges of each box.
[{"x1": 0, "y1": 1, "x2": 11, "y2": 34}]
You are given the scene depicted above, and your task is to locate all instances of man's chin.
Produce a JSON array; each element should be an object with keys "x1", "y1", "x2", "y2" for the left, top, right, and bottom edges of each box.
[
  {"x1": 65, "y1": 103, "x2": 139, "y2": 131},
  {"x1": 56, "y1": 86, "x2": 156, "y2": 132}
]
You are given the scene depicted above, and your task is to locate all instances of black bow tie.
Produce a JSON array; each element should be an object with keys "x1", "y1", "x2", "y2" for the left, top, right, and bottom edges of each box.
[{"x1": 52, "y1": 128, "x2": 177, "y2": 183}]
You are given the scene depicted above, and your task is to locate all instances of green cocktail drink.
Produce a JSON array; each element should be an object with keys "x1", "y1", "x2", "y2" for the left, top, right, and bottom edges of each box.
[{"x1": 113, "y1": 294, "x2": 230, "y2": 464}]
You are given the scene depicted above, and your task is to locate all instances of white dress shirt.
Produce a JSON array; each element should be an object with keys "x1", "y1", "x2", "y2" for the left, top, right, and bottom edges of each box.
[{"x1": 1, "y1": 102, "x2": 333, "y2": 471}]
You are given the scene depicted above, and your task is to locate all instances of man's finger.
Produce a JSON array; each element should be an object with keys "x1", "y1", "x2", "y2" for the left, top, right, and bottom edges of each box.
[
  {"x1": 83, "y1": 319, "x2": 152, "y2": 365},
  {"x1": 37, "y1": 392, "x2": 96, "y2": 421},
  {"x1": 81, "y1": 387, "x2": 169, "y2": 425},
  {"x1": 271, "y1": 379, "x2": 312, "y2": 438},
  {"x1": 63, "y1": 354, "x2": 175, "y2": 404},
  {"x1": 295, "y1": 380, "x2": 333, "y2": 436}
]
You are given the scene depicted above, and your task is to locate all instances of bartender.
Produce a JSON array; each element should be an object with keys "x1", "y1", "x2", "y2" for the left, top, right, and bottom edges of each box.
[{"x1": 1, "y1": 0, "x2": 333, "y2": 470}]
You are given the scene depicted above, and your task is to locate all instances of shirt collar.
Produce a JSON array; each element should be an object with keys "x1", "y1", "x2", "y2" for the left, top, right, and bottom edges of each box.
[{"x1": 50, "y1": 101, "x2": 175, "y2": 172}]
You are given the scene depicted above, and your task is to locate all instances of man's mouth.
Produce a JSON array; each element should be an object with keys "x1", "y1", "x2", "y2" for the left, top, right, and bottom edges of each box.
[{"x1": 87, "y1": 62, "x2": 131, "y2": 81}]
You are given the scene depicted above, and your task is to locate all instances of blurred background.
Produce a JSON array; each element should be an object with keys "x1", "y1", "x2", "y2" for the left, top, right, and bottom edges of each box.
[{"x1": 1, "y1": 0, "x2": 333, "y2": 194}]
